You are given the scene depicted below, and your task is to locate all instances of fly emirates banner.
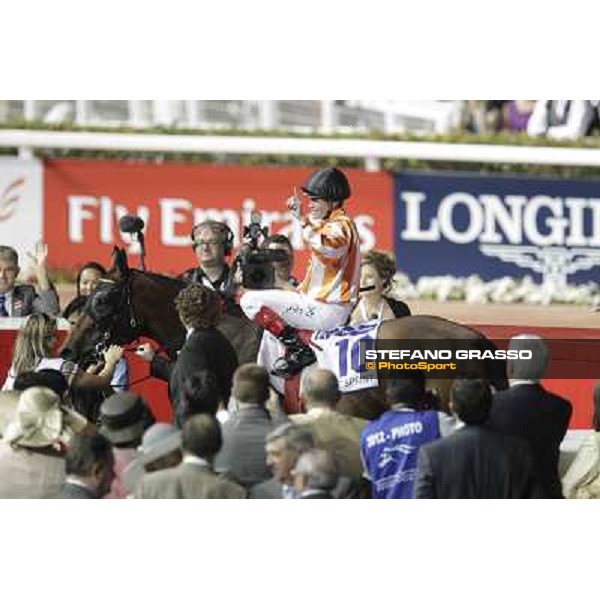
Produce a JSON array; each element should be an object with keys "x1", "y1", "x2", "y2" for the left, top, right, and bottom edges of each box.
[{"x1": 42, "y1": 160, "x2": 394, "y2": 276}]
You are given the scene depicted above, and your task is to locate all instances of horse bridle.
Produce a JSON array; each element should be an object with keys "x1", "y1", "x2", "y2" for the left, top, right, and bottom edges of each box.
[{"x1": 84, "y1": 274, "x2": 141, "y2": 360}]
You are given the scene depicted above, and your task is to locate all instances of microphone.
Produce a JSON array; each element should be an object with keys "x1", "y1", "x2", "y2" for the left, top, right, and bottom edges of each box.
[
  {"x1": 119, "y1": 215, "x2": 145, "y2": 234},
  {"x1": 246, "y1": 212, "x2": 263, "y2": 241}
]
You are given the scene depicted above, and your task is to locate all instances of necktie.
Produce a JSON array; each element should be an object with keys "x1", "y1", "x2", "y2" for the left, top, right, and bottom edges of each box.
[{"x1": 0, "y1": 294, "x2": 8, "y2": 317}]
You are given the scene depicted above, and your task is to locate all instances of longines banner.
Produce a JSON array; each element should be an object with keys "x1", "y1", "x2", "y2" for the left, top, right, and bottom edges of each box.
[
  {"x1": 43, "y1": 160, "x2": 393, "y2": 275},
  {"x1": 0, "y1": 157, "x2": 43, "y2": 264},
  {"x1": 395, "y1": 171, "x2": 600, "y2": 287}
]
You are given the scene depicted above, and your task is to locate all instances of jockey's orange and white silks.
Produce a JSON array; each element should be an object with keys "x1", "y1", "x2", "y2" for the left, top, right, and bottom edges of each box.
[{"x1": 297, "y1": 208, "x2": 361, "y2": 305}]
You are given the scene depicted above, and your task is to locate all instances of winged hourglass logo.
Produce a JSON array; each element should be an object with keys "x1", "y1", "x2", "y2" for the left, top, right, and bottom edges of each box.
[
  {"x1": 480, "y1": 244, "x2": 600, "y2": 291},
  {"x1": 0, "y1": 177, "x2": 25, "y2": 222}
]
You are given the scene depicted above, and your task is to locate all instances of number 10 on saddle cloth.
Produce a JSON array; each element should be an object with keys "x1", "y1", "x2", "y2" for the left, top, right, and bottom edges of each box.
[{"x1": 259, "y1": 321, "x2": 381, "y2": 394}]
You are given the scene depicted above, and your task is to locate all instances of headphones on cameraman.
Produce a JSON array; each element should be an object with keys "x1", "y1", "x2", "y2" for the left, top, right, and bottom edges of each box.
[{"x1": 191, "y1": 220, "x2": 235, "y2": 256}]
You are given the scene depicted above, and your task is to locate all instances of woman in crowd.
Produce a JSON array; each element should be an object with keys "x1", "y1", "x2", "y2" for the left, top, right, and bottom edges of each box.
[
  {"x1": 62, "y1": 261, "x2": 107, "y2": 318},
  {"x1": 1, "y1": 314, "x2": 123, "y2": 407},
  {"x1": 350, "y1": 250, "x2": 411, "y2": 325},
  {"x1": 76, "y1": 261, "x2": 106, "y2": 298}
]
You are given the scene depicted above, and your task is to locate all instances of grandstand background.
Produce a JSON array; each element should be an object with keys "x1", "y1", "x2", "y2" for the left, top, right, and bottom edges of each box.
[{"x1": 0, "y1": 100, "x2": 464, "y2": 135}]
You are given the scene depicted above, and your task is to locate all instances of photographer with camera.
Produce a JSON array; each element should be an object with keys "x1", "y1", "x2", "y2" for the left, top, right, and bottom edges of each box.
[
  {"x1": 240, "y1": 167, "x2": 361, "y2": 377},
  {"x1": 261, "y1": 234, "x2": 298, "y2": 290}
]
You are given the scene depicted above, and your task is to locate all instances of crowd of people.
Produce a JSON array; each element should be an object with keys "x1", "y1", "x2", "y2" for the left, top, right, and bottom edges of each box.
[
  {"x1": 463, "y1": 100, "x2": 600, "y2": 140},
  {"x1": 0, "y1": 165, "x2": 595, "y2": 499},
  {"x1": 0, "y1": 348, "x2": 589, "y2": 499}
]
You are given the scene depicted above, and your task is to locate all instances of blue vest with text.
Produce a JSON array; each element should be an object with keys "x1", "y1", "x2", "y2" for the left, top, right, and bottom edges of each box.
[{"x1": 360, "y1": 409, "x2": 440, "y2": 499}]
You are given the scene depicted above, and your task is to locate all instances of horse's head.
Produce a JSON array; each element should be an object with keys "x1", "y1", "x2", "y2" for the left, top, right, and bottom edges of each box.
[
  {"x1": 60, "y1": 247, "x2": 139, "y2": 363},
  {"x1": 61, "y1": 247, "x2": 189, "y2": 363}
]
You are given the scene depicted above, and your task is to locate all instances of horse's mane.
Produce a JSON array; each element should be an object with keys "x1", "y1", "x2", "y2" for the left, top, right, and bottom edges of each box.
[{"x1": 130, "y1": 269, "x2": 186, "y2": 290}]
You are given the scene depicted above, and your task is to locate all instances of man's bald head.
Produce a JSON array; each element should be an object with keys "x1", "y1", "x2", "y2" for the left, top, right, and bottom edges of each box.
[{"x1": 299, "y1": 368, "x2": 340, "y2": 409}]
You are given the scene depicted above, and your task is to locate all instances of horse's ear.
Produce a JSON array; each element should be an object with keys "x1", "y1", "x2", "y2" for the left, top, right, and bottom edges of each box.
[{"x1": 111, "y1": 246, "x2": 129, "y2": 277}]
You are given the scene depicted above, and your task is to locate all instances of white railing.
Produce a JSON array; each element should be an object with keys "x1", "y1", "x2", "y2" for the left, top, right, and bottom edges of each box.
[
  {"x1": 2, "y1": 128, "x2": 600, "y2": 171},
  {"x1": 1, "y1": 100, "x2": 463, "y2": 136}
]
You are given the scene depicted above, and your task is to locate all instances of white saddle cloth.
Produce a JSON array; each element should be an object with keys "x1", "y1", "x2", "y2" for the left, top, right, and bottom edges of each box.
[{"x1": 258, "y1": 320, "x2": 381, "y2": 394}]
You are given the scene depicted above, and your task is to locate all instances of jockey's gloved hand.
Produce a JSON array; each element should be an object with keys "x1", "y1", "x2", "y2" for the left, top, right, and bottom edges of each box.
[{"x1": 287, "y1": 192, "x2": 302, "y2": 220}]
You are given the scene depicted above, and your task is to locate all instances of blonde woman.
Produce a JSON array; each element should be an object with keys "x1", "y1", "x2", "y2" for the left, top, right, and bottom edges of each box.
[
  {"x1": 2, "y1": 313, "x2": 123, "y2": 395},
  {"x1": 350, "y1": 250, "x2": 411, "y2": 325}
]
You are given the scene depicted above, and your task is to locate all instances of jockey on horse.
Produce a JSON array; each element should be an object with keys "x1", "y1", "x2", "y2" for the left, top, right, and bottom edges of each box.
[{"x1": 240, "y1": 167, "x2": 361, "y2": 377}]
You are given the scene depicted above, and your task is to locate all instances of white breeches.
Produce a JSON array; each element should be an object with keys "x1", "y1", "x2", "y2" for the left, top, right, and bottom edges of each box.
[{"x1": 240, "y1": 289, "x2": 351, "y2": 331}]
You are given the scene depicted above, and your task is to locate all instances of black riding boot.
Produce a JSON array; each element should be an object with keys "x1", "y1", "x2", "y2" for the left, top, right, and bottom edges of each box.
[{"x1": 271, "y1": 326, "x2": 317, "y2": 378}]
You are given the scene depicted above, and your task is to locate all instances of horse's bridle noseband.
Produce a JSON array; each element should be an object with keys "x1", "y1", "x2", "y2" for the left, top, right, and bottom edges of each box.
[{"x1": 84, "y1": 275, "x2": 141, "y2": 359}]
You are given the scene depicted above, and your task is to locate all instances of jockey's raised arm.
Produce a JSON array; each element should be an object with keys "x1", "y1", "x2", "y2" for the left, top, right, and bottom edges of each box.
[{"x1": 240, "y1": 167, "x2": 361, "y2": 377}]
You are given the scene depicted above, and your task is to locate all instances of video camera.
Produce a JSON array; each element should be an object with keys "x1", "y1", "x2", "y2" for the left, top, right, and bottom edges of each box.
[{"x1": 236, "y1": 212, "x2": 289, "y2": 290}]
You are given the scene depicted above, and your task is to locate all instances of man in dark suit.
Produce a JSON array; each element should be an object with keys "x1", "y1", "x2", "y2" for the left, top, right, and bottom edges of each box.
[
  {"x1": 57, "y1": 433, "x2": 116, "y2": 499},
  {"x1": 292, "y1": 448, "x2": 338, "y2": 499},
  {"x1": 414, "y1": 379, "x2": 542, "y2": 499},
  {"x1": 136, "y1": 414, "x2": 247, "y2": 499},
  {"x1": 0, "y1": 244, "x2": 60, "y2": 317},
  {"x1": 214, "y1": 364, "x2": 273, "y2": 488},
  {"x1": 137, "y1": 284, "x2": 238, "y2": 427},
  {"x1": 487, "y1": 335, "x2": 572, "y2": 498}
]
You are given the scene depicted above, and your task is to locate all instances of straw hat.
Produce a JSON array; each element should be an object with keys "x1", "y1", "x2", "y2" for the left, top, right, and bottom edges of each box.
[{"x1": 3, "y1": 387, "x2": 81, "y2": 448}]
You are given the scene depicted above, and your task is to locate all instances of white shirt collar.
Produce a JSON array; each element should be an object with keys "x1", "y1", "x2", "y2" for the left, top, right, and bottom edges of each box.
[
  {"x1": 509, "y1": 379, "x2": 540, "y2": 387},
  {"x1": 183, "y1": 455, "x2": 210, "y2": 468},
  {"x1": 185, "y1": 327, "x2": 194, "y2": 340}
]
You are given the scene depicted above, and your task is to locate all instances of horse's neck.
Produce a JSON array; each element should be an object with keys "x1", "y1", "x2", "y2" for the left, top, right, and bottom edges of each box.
[
  {"x1": 143, "y1": 318, "x2": 185, "y2": 353},
  {"x1": 132, "y1": 272, "x2": 186, "y2": 352}
]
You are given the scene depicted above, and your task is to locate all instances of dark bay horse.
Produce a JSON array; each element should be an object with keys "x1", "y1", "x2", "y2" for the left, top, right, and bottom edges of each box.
[
  {"x1": 61, "y1": 248, "x2": 507, "y2": 421},
  {"x1": 60, "y1": 248, "x2": 262, "y2": 366}
]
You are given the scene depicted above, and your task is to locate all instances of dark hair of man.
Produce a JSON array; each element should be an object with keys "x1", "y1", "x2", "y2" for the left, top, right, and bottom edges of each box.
[
  {"x1": 65, "y1": 433, "x2": 113, "y2": 477},
  {"x1": 450, "y1": 379, "x2": 492, "y2": 426},
  {"x1": 385, "y1": 373, "x2": 426, "y2": 410},
  {"x1": 182, "y1": 414, "x2": 222, "y2": 459},
  {"x1": 13, "y1": 369, "x2": 69, "y2": 398},
  {"x1": 175, "y1": 283, "x2": 221, "y2": 329},
  {"x1": 181, "y1": 371, "x2": 219, "y2": 418},
  {"x1": 262, "y1": 234, "x2": 293, "y2": 252},
  {"x1": 233, "y1": 364, "x2": 269, "y2": 406}
]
